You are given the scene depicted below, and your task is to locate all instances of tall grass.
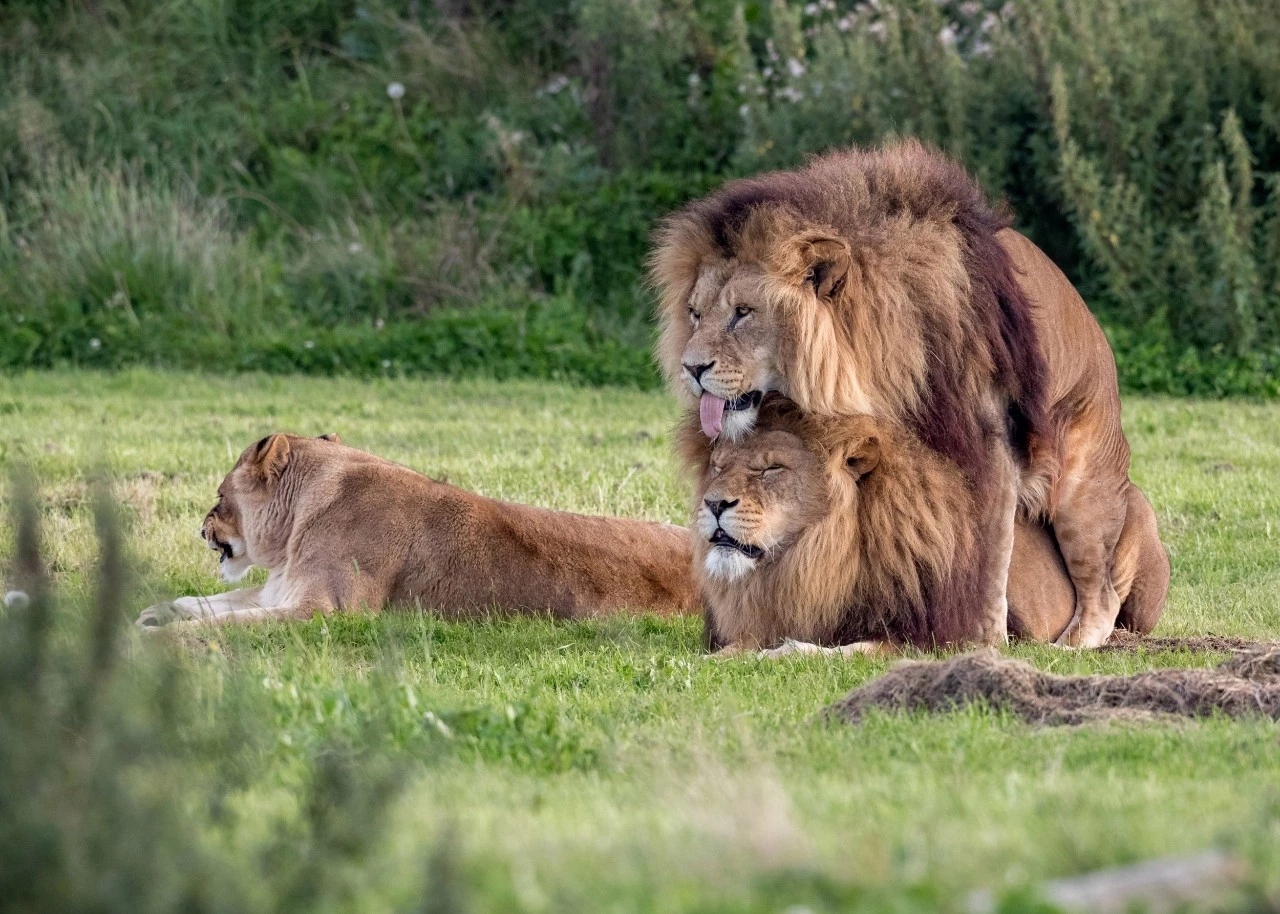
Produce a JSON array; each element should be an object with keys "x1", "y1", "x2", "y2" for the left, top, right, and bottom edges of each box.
[
  {"x1": 0, "y1": 472, "x2": 462, "y2": 913},
  {"x1": 1, "y1": 0, "x2": 1278, "y2": 391}
]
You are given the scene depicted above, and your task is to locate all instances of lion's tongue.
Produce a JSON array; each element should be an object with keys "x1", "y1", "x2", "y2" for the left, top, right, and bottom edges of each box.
[{"x1": 699, "y1": 393, "x2": 726, "y2": 439}]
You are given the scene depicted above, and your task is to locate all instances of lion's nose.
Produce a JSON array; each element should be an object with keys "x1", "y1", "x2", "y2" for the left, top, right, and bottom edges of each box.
[
  {"x1": 704, "y1": 498, "x2": 738, "y2": 519},
  {"x1": 683, "y1": 361, "x2": 715, "y2": 382}
]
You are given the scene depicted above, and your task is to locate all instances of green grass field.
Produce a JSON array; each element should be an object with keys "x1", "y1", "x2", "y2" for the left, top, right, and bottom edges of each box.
[{"x1": 3, "y1": 370, "x2": 1280, "y2": 912}]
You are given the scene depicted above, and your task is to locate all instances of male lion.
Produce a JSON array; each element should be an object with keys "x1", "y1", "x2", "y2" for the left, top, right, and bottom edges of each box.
[
  {"x1": 681, "y1": 397, "x2": 1168, "y2": 654},
  {"x1": 136, "y1": 433, "x2": 697, "y2": 628},
  {"x1": 652, "y1": 139, "x2": 1144, "y2": 647}
]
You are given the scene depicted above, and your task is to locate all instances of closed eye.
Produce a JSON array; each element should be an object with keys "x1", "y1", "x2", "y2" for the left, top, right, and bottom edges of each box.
[
  {"x1": 688, "y1": 306, "x2": 700, "y2": 325},
  {"x1": 755, "y1": 465, "x2": 786, "y2": 477}
]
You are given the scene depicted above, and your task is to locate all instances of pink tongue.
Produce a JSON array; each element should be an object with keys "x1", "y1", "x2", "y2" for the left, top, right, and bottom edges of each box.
[{"x1": 699, "y1": 393, "x2": 726, "y2": 439}]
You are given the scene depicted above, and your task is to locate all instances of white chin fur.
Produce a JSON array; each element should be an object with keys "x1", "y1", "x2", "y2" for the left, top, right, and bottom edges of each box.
[
  {"x1": 719, "y1": 407, "x2": 758, "y2": 442},
  {"x1": 703, "y1": 547, "x2": 757, "y2": 582},
  {"x1": 218, "y1": 537, "x2": 252, "y2": 582},
  {"x1": 220, "y1": 556, "x2": 253, "y2": 583}
]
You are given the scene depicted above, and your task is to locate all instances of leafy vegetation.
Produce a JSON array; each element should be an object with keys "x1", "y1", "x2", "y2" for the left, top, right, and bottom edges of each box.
[
  {"x1": 3, "y1": 371, "x2": 1280, "y2": 911},
  {"x1": 2, "y1": 0, "x2": 1279, "y2": 392}
]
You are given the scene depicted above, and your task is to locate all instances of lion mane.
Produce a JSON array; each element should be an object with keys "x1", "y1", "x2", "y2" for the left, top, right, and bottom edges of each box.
[
  {"x1": 652, "y1": 138, "x2": 1049, "y2": 498},
  {"x1": 680, "y1": 396, "x2": 983, "y2": 650}
]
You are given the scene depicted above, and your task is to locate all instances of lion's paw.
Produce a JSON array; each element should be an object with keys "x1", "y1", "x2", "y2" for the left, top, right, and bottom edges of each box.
[
  {"x1": 759, "y1": 639, "x2": 825, "y2": 658},
  {"x1": 136, "y1": 602, "x2": 182, "y2": 630},
  {"x1": 136, "y1": 597, "x2": 205, "y2": 631}
]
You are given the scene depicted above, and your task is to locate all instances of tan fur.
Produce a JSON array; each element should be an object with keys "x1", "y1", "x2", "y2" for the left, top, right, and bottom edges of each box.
[
  {"x1": 137, "y1": 434, "x2": 698, "y2": 628},
  {"x1": 683, "y1": 400, "x2": 977, "y2": 651},
  {"x1": 1008, "y1": 483, "x2": 1169, "y2": 642},
  {"x1": 651, "y1": 140, "x2": 1161, "y2": 648},
  {"x1": 684, "y1": 403, "x2": 1168, "y2": 652}
]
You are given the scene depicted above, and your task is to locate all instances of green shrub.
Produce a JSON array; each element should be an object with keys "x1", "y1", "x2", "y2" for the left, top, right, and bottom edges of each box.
[{"x1": 1, "y1": 0, "x2": 1278, "y2": 393}]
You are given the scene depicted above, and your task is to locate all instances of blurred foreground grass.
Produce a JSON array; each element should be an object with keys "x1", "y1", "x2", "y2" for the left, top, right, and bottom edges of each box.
[{"x1": 2, "y1": 370, "x2": 1280, "y2": 913}]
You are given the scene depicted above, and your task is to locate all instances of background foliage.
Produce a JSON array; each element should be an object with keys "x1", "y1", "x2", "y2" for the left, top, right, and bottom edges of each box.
[{"x1": 2, "y1": 0, "x2": 1279, "y2": 393}]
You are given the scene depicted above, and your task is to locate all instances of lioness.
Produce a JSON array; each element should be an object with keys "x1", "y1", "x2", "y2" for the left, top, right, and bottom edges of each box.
[
  {"x1": 681, "y1": 397, "x2": 1168, "y2": 654},
  {"x1": 136, "y1": 433, "x2": 698, "y2": 628},
  {"x1": 652, "y1": 139, "x2": 1153, "y2": 647}
]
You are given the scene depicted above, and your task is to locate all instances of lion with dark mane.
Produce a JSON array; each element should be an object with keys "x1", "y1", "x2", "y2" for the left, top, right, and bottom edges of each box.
[
  {"x1": 652, "y1": 139, "x2": 1147, "y2": 647},
  {"x1": 681, "y1": 397, "x2": 1168, "y2": 654}
]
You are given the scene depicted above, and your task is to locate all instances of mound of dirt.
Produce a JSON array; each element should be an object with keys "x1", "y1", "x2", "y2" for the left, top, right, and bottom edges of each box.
[
  {"x1": 829, "y1": 646, "x2": 1280, "y2": 726},
  {"x1": 1102, "y1": 630, "x2": 1280, "y2": 653}
]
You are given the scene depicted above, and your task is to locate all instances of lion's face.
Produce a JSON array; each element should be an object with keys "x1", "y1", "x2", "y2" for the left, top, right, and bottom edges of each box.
[
  {"x1": 202, "y1": 473, "x2": 254, "y2": 583},
  {"x1": 198, "y1": 432, "x2": 342, "y2": 582},
  {"x1": 694, "y1": 427, "x2": 831, "y2": 581},
  {"x1": 678, "y1": 264, "x2": 785, "y2": 441}
]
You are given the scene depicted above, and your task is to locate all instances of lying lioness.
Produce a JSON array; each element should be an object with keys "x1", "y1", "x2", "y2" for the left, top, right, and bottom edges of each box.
[
  {"x1": 680, "y1": 396, "x2": 1168, "y2": 654},
  {"x1": 137, "y1": 433, "x2": 698, "y2": 628}
]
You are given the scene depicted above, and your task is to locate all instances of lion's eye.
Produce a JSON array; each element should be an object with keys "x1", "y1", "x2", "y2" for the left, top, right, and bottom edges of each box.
[
  {"x1": 757, "y1": 465, "x2": 785, "y2": 477},
  {"x1": 729, "y1": 304, "x2": 752, "y2": 329},
  {"x1": 688, "y1": 307, "x2": 700, "y2": 324}
]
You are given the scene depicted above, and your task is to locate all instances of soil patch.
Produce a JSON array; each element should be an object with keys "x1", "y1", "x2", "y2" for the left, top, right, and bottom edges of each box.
[
  {"x1": 1101, "y1": 630, "x2": 1280, "y2": 653},
  {"x1": 829, "y1": 646, "x2": 1280, "y2": 726}
]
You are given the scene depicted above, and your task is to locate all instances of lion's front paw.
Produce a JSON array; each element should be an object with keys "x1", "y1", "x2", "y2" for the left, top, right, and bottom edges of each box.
[
  {"x1": 759, "y1": 638, "x2": 824, "y2": 658},
  {"x1": 136, "y1": 596, "x2": 206, "y2": 630},
  {"x1": 136, "y1": 602, "x2": 182, "y2": 630}
]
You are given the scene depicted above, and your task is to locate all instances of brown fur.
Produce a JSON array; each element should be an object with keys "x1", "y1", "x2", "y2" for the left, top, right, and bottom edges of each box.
[
  {"x1": 1007, "y1": 483, "x2": 1169, "y2": 642},
  {"x1": 137, "y1": 434, "x2": 698, "y2": 628},
  {"x1": 683, "y1": 398, "x2": 1168, "y2": 652},
  {"x1": 683, "y1": 397, "x2": 981, "y2": 651},
  {"x1": 651, "y1": 139, "x2": 1156, "y2": 647}
]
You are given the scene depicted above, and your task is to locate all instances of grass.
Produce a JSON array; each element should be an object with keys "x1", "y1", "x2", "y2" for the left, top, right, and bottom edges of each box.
[{"x1": 3, "y1": 369, "x2": 1280, "y2": 912}]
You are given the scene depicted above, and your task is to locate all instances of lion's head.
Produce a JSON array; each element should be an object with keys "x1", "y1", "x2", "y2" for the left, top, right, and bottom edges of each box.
[
  {"x1": 202, "y1": 432, "x2": 342, "y2": 582},
  {"x1": 681, "y1": 396, "x2": 980, "y2": 650},
  {"x1": 651, "y1": 140, "x2": 1046, "y2": 491}
]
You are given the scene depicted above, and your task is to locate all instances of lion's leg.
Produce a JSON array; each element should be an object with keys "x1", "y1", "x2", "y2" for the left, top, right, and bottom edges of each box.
[
  {"x1": 1112, "y1": 483, "x2": 1170, "y2": 636},
  {"x1": 136, "y1": 586, "x2": 266, "y2": 629},
  {"x1": 758, "y1": 639, "x2": 894, "y2": 658},
  {"x1": 1051, "y1": 421, "x2": 1129, "y2": 648},
  {"x1": 975, "y1": 442, "x2": 1019, "y2": 646},
  {"x1": 172, "y1": 603, "x2": 331, "y2": 627}
]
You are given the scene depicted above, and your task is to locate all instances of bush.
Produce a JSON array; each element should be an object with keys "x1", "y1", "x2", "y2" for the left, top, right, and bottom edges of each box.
[{"x1": 0, "y1": 0, "x2": 1278, "y2": 393}]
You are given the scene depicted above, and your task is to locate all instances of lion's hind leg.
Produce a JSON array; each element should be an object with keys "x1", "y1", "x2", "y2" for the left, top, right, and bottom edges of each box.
[
  {"x1": 1113, "y1": 483, "x2": 1170, "y2": 636},
  {"x1": 1049, "y1": 417, "x2": 1130, "y2": 648}
]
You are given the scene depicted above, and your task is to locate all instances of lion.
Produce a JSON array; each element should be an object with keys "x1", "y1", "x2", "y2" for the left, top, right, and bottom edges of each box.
[
  {"x1": 651, "y1": 139, "x2": 1146, "y2": 648},
  {"x1": 680, "y1": 397, "x2": 1168, "y2": 654},
  {"x1": 136, "y1": 433, "x2": 698, "y2": 628}
]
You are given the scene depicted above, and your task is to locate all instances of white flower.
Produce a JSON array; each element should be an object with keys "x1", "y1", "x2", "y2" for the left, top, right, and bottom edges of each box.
[
  {"x1": 386, "y1": 81, "x2": 405, "y2": 100},
  {"x1": 868, "y1": 21, "x2": 887, "y2": 39},
  {"x1": 738, "y1": 103, "x2": 751, "y2": 118},
  {"x1": 3, "y1": 590, "x2": 30, "y2": 610},
  {"x1": 304, "y1": 340, "x2": 315, "y2": 350},
  {"x1": 538, "y1": 75, "x2": 570, "y2": 96},
  {"x1": 374, "y1": 318, "x2": 385, "y2": 330},
  {"x1": 762, "y1": 66, "x2": 774, "y2": 79},
  {"x1": 348, "y1": 242, "x2": 363, "y2": 254},
  {"x1": 938, "y1": 23, "x2": 958, "y2": 47},
  {"x1": 837, "y1": 15, "x2": 852, "y2": 31},
  {"x1": 787, "y1": 58, "x2": 807, "y2": 78},
  {"x1": 960, "y1": 1, "x2": 980, "y2": 15},
  {"x1": 687, "y1": 72, "x2": 701, "y2": 87},
  {"x1": 804, "y1": 3, "x2": 819, "y2": 16},
  {"x1": 89, "y1": 338, "x2": 101, "y2": 351},
  {"x1": 381, "y1": 359, "x2": 391, "y2": 369}
]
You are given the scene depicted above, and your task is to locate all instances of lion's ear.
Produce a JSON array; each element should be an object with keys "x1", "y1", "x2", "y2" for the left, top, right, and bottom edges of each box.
[
  {"x1": 794, "y1": 232, "x2": 852, "y2": 303},
  {"x1": 251, "y1": 434, "x2": 291, "y2": 483},
  {"x1": 318, "y1": 432, "x2": 342, "y2": 444},
  {"x1": 843, "y1": 435, "x2": 880, "y2": 479}
]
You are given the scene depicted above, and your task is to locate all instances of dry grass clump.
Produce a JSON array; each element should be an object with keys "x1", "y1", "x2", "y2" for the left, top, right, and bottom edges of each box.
[{"x1": 830, "y1": 645, "x2": 1280, "y2": 726}]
